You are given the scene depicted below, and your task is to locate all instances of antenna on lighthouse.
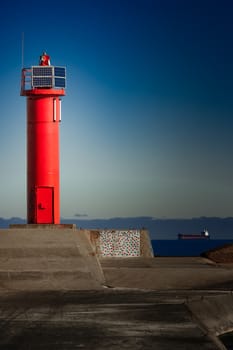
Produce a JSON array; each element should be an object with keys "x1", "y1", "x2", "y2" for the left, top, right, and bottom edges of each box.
[{"x1": 21, "y1": 32, "x2": 24, "y2": 69}]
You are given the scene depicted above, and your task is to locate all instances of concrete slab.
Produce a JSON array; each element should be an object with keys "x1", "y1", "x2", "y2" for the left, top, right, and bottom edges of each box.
[
  {"x1": 0, "y1": 227, "x2": 232, "y2": 348},
  {"x1": 0, "y1": 290, "x2": 227, "y2": 350},
  {"x1": 0, "y1": 228, "x2": 105, "y2": 291},
  {"x1": 100, "y1": 257, "x2": 233, "y2": 290}
]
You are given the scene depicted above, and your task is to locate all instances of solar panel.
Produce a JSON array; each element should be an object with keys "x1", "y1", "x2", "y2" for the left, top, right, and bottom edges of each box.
[
  {"x1": 32, "y1": 77, "x2": 53, "y2": 87},
  {"x1": 33, "y1": 67, "x2": 53, "y2": 76},
  {"x1": 55, "y1": 77, "x2": 66, "y2": 88},
  {"x1": 31, "y1": 66, "x2": 66, "y2": 89},
  {"x1": 54, "y1": 67, "x2": 65, "y2": 77},
  {"x1": 54, "y1": 67, "x2": 66, "y2": 88}
]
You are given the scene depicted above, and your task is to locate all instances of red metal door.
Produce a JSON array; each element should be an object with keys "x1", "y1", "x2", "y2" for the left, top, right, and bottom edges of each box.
[{"x1": 36, "y1": 187, "x2": 54, "y2": 224}]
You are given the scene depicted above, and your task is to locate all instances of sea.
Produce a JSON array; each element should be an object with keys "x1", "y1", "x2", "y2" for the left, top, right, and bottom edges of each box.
[{"x1": 151, "y1": 239, "x2": 233, "y2": 256}]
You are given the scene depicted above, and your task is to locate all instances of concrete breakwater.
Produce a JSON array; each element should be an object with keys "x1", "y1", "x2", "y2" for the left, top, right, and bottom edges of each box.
[
  {"x1": 0, "y1": 226, "x2": 232, "y2": 349},
  {"x1": 0, "y1": 290, "x2": 232, "y2": 350},
  {"x1": 186, "y1": 293, "x2": 233, "y2": 349}
]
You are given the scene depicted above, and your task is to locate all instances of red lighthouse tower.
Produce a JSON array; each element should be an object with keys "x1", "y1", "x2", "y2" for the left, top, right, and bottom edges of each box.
[{"x1": 21, "y1": 54, "x2": 66, "y2": 224}]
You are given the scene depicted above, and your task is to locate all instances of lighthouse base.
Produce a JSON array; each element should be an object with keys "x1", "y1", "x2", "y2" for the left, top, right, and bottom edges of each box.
[
  {"x1": 0, "y1": 226, "x2": 105, "y2": 291},
  {"x1": 10, "y1": 224, "x2": 76, "y2": 230}
]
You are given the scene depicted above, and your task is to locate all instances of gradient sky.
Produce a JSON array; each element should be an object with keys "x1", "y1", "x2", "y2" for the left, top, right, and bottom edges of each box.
[{"x1": 0, "y1": 0, "x2": 233, "y2": 219}]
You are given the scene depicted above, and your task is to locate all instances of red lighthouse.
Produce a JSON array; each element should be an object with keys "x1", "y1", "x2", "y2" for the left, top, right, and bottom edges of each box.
[{"x1": 21, "y1": 54, "x2": 66, "y2": 224}]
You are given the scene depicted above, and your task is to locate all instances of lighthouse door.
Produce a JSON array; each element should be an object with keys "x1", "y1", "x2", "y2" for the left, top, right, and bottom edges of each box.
[{"x1": 36, "y1": 187, "x2": 54, "y2": 224}]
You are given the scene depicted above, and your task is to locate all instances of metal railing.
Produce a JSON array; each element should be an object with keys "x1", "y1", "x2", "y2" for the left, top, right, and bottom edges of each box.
[{"x1": 21, "y1": 68, "x2": 32, "y2": 94}]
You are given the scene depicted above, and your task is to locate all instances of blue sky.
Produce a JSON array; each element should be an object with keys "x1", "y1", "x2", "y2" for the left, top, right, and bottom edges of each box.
[{"x1": 0, "y1": 0, "x2": 233, "y2": 219}]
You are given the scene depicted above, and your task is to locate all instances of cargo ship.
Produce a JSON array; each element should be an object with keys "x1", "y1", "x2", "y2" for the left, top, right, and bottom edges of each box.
[{"x1": 178, "y1": 230, "x2": 210, "y2": 240}]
